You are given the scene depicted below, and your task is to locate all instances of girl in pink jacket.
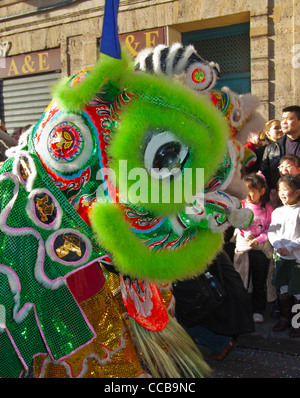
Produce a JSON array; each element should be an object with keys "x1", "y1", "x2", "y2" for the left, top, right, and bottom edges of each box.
[{"x1": 233, "y1": 173, "x2": 274, "y2": 323}]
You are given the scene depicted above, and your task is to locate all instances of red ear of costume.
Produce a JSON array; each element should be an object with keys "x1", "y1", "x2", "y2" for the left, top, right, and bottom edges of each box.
[{"x1": 120, "y1": 276, "x2": 169, "y2": 332}]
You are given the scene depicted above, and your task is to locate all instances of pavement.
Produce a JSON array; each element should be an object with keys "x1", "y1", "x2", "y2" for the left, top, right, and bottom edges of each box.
[
  {"x1": 198, "y1": 303, "x2": 300, "y2": 378},
  {"x1": 21, "y1": 304, "x2": 300, "y2": 379},
  {"x1": 236, "y1": 306, "x2": 300, "y2": 355}
]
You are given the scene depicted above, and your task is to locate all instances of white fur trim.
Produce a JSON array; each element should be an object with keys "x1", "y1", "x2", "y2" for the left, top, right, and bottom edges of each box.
[
  {"x1": 35, "y1": 111, "x2": 94, "y2": 174},
  {"x1": 152, "y1": 44, "x2": 168, "y2": 74},
  {"x1": 167, "y1": 215, "x2": 185, "y2": 235},
  {"x1": 238, "y1": 92, "x2": 261, "y2": 119},
  {"x1": 174, "y1": 44, "x2": 195, "y2": 75},
  {"x1": 238, "y1": 112, "x2": 266, "y2": 145},
  {"x1": 0, "y1": 173, "x2": 64, "y2": 292},
  {"x1": 185, "y1": 62, "x2": 215, "y2": 92},
  {"x1": 135, "y1": 47, "x2": 153, "y2": 70},
  {"x1": 45, "y1": 228, "x2": 92, "y2": 267},
  {"x1": 37, "y1": 328, "x2": 127, "y2": 378},
  {"x1": 0, "y1": 265, "x2": 34, "y2": 323},
  {"x1": 12, "y1": 150, "x2": 37, "y2": 192},
  {"x1": 6, "y1": 127, "x2": 33, "y2": 158},
  {"x1": 226, "y1": 207, "x2": 254, "y2": 229},
  {"x1": 165, "y1": 42, "x2": 183, "y2": 76},
  {"x1": 26, "y1": 188, "x2": 63, "y2": 230}
]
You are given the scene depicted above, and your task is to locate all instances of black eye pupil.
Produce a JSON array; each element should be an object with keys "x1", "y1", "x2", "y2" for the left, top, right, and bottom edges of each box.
[
  {"x1": 152, "y1": 142, "x2": 181, "y2": 170},
  {"x1": 233, "y1": 109, "x2": 241, "y2": 122}
]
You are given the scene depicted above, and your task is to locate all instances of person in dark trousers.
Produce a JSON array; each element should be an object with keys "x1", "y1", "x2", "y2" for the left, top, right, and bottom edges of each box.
[
  {"x1": 172, "y1": 251, "x2": 254, "y2": 360},
  {"x1": 233, "y1": 173, "x2": 274, "y2": 323}
]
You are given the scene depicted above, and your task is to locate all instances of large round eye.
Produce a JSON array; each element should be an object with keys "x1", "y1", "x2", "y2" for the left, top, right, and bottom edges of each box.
[
  {"x1": 144, "y1": 131, "x2": 189, "y2": 179},
  {"x1": 185, "y1": 62, "x2": 216, "y2": 92},
  {"x1": 229, "y1": 97, "x2": 243, "y2": 128},
  {"x1": 231, "y1": 108, "x2": 242, "y2": 125}
]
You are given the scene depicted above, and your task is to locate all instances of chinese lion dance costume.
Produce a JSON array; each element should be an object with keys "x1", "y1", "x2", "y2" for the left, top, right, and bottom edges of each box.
[{"x1": 0, "y1": 37, "x2": 264, "y2": 378}]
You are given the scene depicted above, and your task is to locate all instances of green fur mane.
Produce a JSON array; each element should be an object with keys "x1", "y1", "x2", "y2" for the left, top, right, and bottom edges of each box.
[{"x1": 53, "y1": 48, "x2": 229, "y2": 282}]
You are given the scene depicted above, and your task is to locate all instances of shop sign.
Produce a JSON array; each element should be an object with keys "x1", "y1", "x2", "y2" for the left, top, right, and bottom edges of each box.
[
  {"x1": 0, "y1": 48, "x2": 61, "y2": 79},
  {"x1": 119, "y1": 27, "x2": 165, "y2": 57}
]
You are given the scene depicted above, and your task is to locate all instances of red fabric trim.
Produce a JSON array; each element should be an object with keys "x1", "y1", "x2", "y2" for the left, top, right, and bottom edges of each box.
[{"x1": 67, "y1": 262, "x2": 105, "y2": 302}]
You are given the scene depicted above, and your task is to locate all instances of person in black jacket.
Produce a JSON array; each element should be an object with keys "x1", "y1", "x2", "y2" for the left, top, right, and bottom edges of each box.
[
  {"x1": 172, "y1": 251, "x2": 254, "y2": 360},
  {"x1": 261, "y1": 106, "x2": 300, "y2": 192}
]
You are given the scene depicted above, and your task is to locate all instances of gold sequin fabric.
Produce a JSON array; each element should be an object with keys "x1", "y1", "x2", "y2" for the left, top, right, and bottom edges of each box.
[
  {"x1": 33, "y1": 282, "x2": 144, "y2": 378},
  {"x1": 159, "y1": 283, "x2": 175, "y2": 316}
]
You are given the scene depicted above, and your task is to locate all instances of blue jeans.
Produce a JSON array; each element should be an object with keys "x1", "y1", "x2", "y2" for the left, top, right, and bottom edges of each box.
[{"x1": 180, "y1": 322, "x2": 231, "y2": 354}]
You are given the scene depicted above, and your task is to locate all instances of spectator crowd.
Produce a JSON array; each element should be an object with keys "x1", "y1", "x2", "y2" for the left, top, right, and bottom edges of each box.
[{"x1": 173, "y1": 105, "x2": 300, "y2": 361}]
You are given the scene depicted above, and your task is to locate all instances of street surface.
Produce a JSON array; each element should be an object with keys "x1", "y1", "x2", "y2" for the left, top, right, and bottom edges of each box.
[{"x1": 201, "y1": 344, "x2": 300, "y2": 378}]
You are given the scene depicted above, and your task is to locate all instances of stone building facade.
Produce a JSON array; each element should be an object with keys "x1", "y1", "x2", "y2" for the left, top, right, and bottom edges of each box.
[{"x1": 0, "y1": 0, "x2": 299, "y2": 132}]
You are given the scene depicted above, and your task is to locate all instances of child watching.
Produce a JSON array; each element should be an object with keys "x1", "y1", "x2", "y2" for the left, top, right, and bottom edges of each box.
[
  {"x1": 233, "y1": 173, "x2": 274, "y2": 323},
  {"x1": 268, "y1": 174, "x2": 300, "y2": 337},
  {"x1": 278, "y1": 154, "x2": 300, "y2": 177}
]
